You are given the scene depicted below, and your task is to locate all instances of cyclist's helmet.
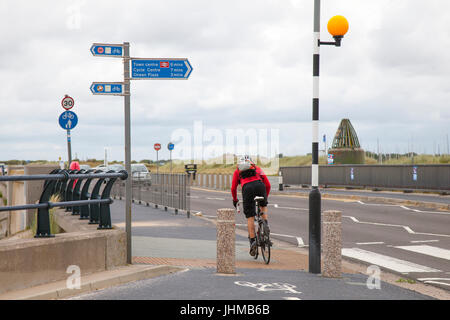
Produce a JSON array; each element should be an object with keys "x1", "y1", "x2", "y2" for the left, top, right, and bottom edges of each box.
[{"x1": 237, "y1": 155, "x2": 254, "y2": 171}]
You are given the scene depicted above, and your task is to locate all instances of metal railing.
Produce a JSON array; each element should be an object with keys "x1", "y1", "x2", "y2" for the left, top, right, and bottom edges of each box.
[
  {"x1": 111, "y1": 173, "x2": 191, "y2": 217},
  {"x1": 0, "y1": 169, "x2": 128, "y2": 238}
]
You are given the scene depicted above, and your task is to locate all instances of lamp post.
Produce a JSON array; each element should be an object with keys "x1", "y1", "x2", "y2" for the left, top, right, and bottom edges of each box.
[{"x1": 310, "y1": 0, "x2": 348, "y2": 274}]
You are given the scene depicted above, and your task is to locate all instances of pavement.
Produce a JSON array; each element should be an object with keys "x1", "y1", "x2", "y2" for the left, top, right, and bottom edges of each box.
[{"x1": 65, "y1": 199, "x2": 450, "y2": 300}]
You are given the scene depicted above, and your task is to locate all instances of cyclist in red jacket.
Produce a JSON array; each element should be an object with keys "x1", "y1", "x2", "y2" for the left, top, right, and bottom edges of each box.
[{"x1": 231, "y1": 155, "x2": 271, "y2": 256}]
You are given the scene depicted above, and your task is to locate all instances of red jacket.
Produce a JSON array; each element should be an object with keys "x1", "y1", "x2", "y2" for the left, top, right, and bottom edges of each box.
[{"x1": 231, "y1": 166, "x2": 271, "y2": 202}]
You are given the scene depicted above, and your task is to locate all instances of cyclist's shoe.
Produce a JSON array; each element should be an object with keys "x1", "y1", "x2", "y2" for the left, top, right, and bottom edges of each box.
[{"x1": 249, "y1": 241, "x2": 257, "y2": 256}]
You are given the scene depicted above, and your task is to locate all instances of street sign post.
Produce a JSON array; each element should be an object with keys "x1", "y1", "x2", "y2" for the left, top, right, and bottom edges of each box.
[
  {"x1": 61, "y1": 95, "x2": 74, "y2": 110},
  {"x1": 90, "y1": 82, "x2": 125, "y2": 95},
  {"x1": 59, "y1": 109, "x2": 78, "y2": 168},
  {"x1": 131, "y1": 59, "x2": 193, "y2": 80},
  {"x1": 90, "y1": 42, "x2": 192, "y2": 264},
  {"x1": 167, "y1": 142, "x2": 174, "y2": 173},
  {"x1": 154, "y1": 143, "x2": 161, "y2": 175}
]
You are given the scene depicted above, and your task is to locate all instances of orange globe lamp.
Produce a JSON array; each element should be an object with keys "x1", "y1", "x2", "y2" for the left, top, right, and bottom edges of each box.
[
  {"x1": 327, "y1": 15, "x2": 349, "y2": 37},
  {"x1": 326, "y1": 16, "x2": 348, "y2": 47}
]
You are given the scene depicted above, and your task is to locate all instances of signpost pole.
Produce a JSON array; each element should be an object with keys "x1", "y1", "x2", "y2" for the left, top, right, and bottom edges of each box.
[
  {"x1": 123, "y1": 42, "x2": 132, "y2": 265},
  {"x1": 309, "y1": 0, "x2": 321, "y2": 274},
  {"x1": 67, "y1": 129, "x2": 72, "y2": 167}
]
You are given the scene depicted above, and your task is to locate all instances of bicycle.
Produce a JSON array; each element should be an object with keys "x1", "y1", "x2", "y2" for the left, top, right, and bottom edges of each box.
[{"x1": 237, "y1": 196, "x2": 272, "y2": 264}]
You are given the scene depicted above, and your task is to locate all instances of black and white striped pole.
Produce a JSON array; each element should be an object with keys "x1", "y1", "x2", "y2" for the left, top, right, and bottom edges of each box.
[{"x1": 309, "y1": 0, "x2": 349, "y2": 274}]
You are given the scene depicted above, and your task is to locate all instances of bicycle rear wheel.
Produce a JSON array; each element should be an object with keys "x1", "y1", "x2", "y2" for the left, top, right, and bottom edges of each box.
[{"x1": 259, "y1": 220, "x2": 271, "y2": 264}]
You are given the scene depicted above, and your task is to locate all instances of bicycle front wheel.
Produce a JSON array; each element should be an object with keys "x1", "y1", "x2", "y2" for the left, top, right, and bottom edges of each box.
[{"x1": 259, "y1": 221, "x2": 271, "y2": 264}]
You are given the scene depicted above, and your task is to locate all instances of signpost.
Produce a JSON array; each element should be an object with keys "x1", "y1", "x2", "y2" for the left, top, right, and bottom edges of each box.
[
  {"x1": 59, "y1": 107, "x2": 78, "y2": 167},
  {"x1": 61, "y1": 95, "x2": 74, "y2": 110},
  {"x1": 90, "y1": 82, "x2": 125, "y2": 95},
  {"x1": 90, "y1": 42, "x2": 192, "y2": 264},
  {"x1": 131, "y1": 59, "x2": 192, "y2": 80},
  {"x1": 167, "y1": 142, "x2": 174, "y2": 174},
  {"x1": 154, "y1": 143, "x2": 161, "y2": 175},
  {"x1": 90, "y1": 43, "x2": 124, "y2": 57}
]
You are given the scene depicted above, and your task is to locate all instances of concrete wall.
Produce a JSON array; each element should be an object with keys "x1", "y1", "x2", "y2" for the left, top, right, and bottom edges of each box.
[
  {"x1": 0, "y1": 165, "x2": 59, "y2": 238},
  {"x1": 280, "y1": 164, "x2": 450, "y2": 192},
  {"x1": 0, "y1": 208, "x2": 126, "y2": 295}
]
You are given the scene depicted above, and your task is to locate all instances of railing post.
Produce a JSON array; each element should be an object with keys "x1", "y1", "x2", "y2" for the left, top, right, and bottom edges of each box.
[
  {"x1": 73, "y1": 170, "x2": 86, "y2": 218},
  {"x1": 79, "y1": 169, "x2": 95, "y2": 220},
  {"x1": 35, "y1": 178, "x2": 57, "y2": 238},
  {"x1": 65, "y1": 169, "x2": 78, "y2": 212},
  {"x1": 88, "y1": 171, "x2": 107, "y2": 225},
  {"x1": 98, "y1": 170, "x2": 120, "y2": 230}
]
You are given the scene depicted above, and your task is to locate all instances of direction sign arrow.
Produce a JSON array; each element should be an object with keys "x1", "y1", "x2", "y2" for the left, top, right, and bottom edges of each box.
[
  {"x1": 131, "y1": 58, "x2": 193, "y2": 80},
  {"x1": 90, "y1": 82, "x2": 125, "y2": 95},
  {"x1": 90, "y1": 43, "x2": 124, "y2": 57},
  {"x1": 59, "y1": 111, "x2": 78, "y2": 130}
]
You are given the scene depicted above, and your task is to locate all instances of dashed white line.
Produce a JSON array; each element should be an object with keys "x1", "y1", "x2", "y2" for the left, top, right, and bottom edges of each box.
[
  {"x1": 206, "y1": 197, "x2": 225, "y2": 201},
  {"x1": 356, "y1": 242, "x2": 385, "y2": 245},
  {"x1": 283, "y1": 297, "x2": 301, "y2": 300},
  {"x1": 410, "y1": 240, "x2": 439, "y2": 244}
]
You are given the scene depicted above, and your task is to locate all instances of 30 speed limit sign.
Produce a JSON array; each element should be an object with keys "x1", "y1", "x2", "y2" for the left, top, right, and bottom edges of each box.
[{"x1": 61, "y1": 95, "x2": 75, "y2": 110}]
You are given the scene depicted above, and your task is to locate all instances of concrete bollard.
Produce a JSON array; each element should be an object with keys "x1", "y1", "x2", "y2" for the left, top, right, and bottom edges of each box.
[
  {"x1": 216, "y1": 208, "x2": 235, "y2": 274},
  {"x1": 322, "y1": 210, "x2": 342, "y2": 278}
]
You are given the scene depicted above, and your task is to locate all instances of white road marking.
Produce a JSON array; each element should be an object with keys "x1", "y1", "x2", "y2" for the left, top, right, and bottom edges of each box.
[
  {"x1": 269, "y1": 204, "x2": 307, "y2": 211},
  {"x1": 283, "y1": 297, "x2": 302, "y2": 300},
  {"x1": 342, "y1": 248, "x2": 441, "y2": 273},
  {"x1": 357, "y1": 200, "x2": 450, "y2": 215},
  {"x1": 395, "y1": 245, "x2": 450, "y2": 261},
  {"x1": 356, "y1": 242, "x2": 385, "y2": 245},
  {"x1": 417, "y1": 277, "x2": 450, "y2": 281},
  {"x1": 410, "y1": 240, "x2": 439, "y2": 244},
  {"x1": 188, "y1": 195, "x2": 199, "y2": 198},
  {"x1": 422, "y1": 281, "x2": 450, "y2": 287},
  {"x1": 296, "y1": 237, "x2": 305, "y2": 247},
  {"x1": 206, "y1": 197, "x2": 225, "y2": 201},
  {"x1": 343, "y1": 216, "x2": 450, "y2": 238}
]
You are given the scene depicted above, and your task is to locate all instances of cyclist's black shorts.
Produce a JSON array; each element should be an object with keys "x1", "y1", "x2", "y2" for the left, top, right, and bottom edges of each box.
[{"x1": 242, "y1": 180, "x2": 268, "y2": 218}]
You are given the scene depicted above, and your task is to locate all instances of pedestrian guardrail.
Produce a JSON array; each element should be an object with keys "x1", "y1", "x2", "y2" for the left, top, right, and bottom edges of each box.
[
  {"x1": 111, "y1": 173, "x2": 191, "y2": 217},
  {"x1": 0, "y1": 169, "x2": 128, "y2": 237}
]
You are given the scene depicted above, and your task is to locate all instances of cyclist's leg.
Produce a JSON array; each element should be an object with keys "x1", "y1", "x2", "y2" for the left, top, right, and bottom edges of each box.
[{"x1": 247, "y1": 216, "x2": 255, "y2": 238}]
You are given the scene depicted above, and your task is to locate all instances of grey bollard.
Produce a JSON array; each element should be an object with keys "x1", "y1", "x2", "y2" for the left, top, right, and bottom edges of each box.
[
  {"x1": 322, "y1": 210, "x2": 342, "y2": 278},
  {"x1": 217, "y1": 208, "x2": 235, "y2": 274}
]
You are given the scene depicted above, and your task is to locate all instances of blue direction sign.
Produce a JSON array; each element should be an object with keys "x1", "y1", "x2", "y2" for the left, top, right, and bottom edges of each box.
[
  {"x1": 59, "y1": 111, "x2": 78, "y2": 130},
  {"x1": 90, "y1": 43, "x2": 123, "y2": 57},
  {"x1": 131, "y1": 59, "x2": 192, "y2": 79},
  {"x1": 167, "y1": 142, "x2": 174, "y2": 151},
  {"x1": 90, "y1": 82, "x2": 125, "y2": 95}
]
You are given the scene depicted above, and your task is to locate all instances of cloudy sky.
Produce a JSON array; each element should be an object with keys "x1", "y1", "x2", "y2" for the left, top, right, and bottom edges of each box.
[{"x1": 0, "y1": 0, "x2": 449, "y2": 162}]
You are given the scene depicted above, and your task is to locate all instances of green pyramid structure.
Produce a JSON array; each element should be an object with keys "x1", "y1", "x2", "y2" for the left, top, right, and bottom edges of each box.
[{"x1": 328, "y1": 119, "x2": 365, "y2": 164}]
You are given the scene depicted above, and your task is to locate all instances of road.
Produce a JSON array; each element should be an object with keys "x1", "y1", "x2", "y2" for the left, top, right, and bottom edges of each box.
[{"x1": 190, "y1": 187, "x2": 450, "y2": 290}]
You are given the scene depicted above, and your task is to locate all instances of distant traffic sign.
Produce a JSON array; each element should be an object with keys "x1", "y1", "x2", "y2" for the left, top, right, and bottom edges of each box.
[
  {"x1": 61, "y1": 95, "x2": 74, "y2": 110},
  {"x1": 59, "y1": 111, "x2": 78, "y2": 130},
  {"x1": 90, "y1": 82, "x2": 125, "y2": 95},
  {"x1": 90, "y1": 43, "x2": 123, "y2": 57},
  {"x1": 154, "y1": 143, "x2": 161, "y2": 151},
  {"x1": 131, "y1": 58, "x2": 192, "y2": 79},
  {"x1": 167, "y1": 142, "x2": 174, "y2": 151}
]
